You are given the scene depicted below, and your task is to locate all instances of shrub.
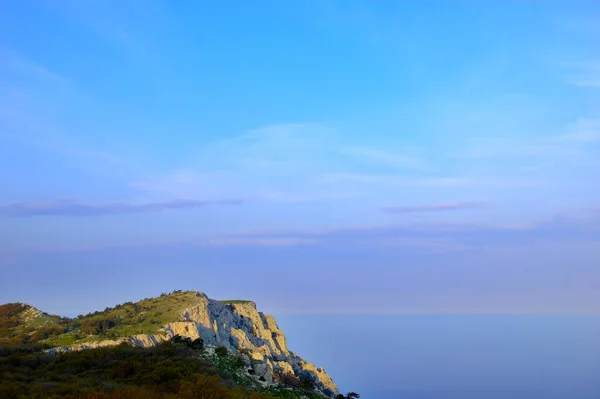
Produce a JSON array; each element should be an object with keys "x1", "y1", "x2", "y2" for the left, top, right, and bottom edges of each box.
[
  {"x1": 280, "y1": 372, "x2": 300, "y2": 388},
  {"x1": 189, "y1": 337, "x2": 204, "y2": 350},
  {"x1": 299, "y1": 376, "x2": 314, "y2": 390},
  {"x1": 215, "y1": 346, "x2": 228, "y2": 358},
  {"x1": 232, "y1": 355, "x2": 245, "y2": 369}
]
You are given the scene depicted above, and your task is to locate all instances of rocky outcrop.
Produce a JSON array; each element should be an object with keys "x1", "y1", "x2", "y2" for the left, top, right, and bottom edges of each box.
[
  {"x1": 45, "y1": 334, "x2": 170, "y2": 354},
  {"x1": 168, "y1": 293, "x2": 339, "y2": 397},
  {"x1": 46, "y1": 338, "x2": 127, "y2": 353},
  {"x1": 18, "y1": 304, "x2": 44, "y2": 322},
  {"x1": 45, "y1": 291, "x2": 339, "y2": 397}
]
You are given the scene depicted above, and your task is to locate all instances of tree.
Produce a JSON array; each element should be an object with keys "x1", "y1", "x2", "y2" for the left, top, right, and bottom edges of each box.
[
  {"x1": 189, "y1": 338, "x2": 204, "y2": 350},
  {"x1": 215, "y1": 345, "x2": 228, "y2": 358},
  {"x1": 299, "y1": 376, "x2": 314, "y2": 390}
]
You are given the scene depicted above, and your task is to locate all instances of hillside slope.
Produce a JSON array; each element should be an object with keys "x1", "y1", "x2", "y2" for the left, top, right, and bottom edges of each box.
[
  {"x1": 0, "y1": 290, "x2": 339, "y2": 398},
  {"x1": 0, "y1": 302, "x2": 68, "y2": 347}
]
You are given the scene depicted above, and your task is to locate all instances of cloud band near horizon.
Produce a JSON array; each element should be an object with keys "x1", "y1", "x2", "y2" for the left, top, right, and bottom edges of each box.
[
  {"x1": 381, "y1": 202, "x2": 486, "y2": 213},
  {"x1": 0, "y1": 199, "x2": 243, "y2": 217}
]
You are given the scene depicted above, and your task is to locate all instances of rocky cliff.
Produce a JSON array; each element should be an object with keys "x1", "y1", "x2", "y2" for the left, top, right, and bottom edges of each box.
[{"x1": 44, "y1": 291, "x2": 339, "y2": 397}]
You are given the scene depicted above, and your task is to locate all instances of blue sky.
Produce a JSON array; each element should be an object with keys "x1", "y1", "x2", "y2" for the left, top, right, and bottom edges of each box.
[{"x1": 1, "y1": 0, "x2": 599, "y2": 316}]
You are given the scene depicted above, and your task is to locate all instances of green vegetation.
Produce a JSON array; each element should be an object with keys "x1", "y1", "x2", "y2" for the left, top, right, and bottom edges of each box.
[
  {"x1": 219, "y1": 300, "x2": 255, "y2": 305},
  {"x1": 1, "y1": 292, "x2": 357, "y2": 399},
  {"x1": 215, "y1": 345, "x2": 230, "y2": 358},
  {"x1": 0, "y1": 303, "x2": 69, "y2": 349},
  {"x1": 58, "y1": 291, "x2": 204, "y2": 345},
  {"x1": 0, "y1": 291, "x2": 204, "y2": 348},
  {"x1": 0, "y1": 335, "x2": 333, "y2": 399},
  {"x1": 201, "y1": 345, "x2": 328, "y2": 399},
  {"x1": 0, "y1": 336, "x2": 278, "y2": 399}
]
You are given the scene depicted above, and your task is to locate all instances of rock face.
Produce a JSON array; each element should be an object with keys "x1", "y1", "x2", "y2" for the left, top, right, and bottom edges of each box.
[
  {"x1": 18, "y1": 304, "x2": 44, "y2": 322},
  {"x1": 46, "y1": 291, "x2": 339, "y2": 397}
]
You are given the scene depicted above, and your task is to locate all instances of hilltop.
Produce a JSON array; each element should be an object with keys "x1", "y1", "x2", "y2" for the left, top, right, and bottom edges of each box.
[
  {"x1": 1, "y1": 292, "x2": 262, "y2": 348},
  {"x1": 0, "y1": 290, "x2": 352, "y2": 399},
  {"x1": 0, "y1": 302, "x2": 68, "y2": 347}
]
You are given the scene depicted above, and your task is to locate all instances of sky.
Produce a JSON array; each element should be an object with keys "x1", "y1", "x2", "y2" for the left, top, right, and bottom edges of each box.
[{"x1": 0, "y1": 0, "x2": 599, "y2": 316}]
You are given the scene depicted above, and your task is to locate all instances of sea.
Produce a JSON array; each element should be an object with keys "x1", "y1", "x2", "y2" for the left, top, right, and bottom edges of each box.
[{"x1": 275, "y1": 314, "x2": 600, "y2": 399}]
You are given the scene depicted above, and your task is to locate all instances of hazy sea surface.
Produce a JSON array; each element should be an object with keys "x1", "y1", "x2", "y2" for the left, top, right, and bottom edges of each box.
[{"x1": 274, "y1": 314, "x2": 600, "y2": 399}]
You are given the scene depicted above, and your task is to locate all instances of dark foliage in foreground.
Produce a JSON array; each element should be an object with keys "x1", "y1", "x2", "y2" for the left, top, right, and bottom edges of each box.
[
  {"x1": 0, "y1": 337, "x2": 279, "y2": 399},
  {"x1": 1, "y1": 297, "x2": 359, "y2": 399}
]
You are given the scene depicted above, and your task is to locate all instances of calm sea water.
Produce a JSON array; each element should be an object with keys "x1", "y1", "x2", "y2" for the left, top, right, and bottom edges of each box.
[{"x1": 274, "y1": 315, "x2": 600, "y2": 399}]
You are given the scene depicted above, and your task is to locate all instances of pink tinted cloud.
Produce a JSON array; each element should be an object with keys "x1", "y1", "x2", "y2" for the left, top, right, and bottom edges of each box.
[{"x1": 381, "y1": 201, "x2": 486, "y2": 213}]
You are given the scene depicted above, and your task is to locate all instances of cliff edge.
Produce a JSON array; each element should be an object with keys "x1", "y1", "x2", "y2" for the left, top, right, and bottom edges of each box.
[{"x1": 40, "y1": 291, "x2": 339, "y2": 397}]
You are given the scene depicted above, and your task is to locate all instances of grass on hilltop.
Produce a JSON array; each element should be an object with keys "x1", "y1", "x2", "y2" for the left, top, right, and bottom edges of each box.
[
  {"x1": 219, "y1": 300, "x2": 255, "y2": 305},
  {"x1": 2, "y1": 291, "x2": 260, "y2": 349},
  {"x1": 1, "y1": 291, "x2": 205, "y2": 348}
]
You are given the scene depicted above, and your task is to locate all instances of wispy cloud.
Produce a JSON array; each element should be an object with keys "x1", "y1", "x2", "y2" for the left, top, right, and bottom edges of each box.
[
  {"x1": 197, "y1": 218, "x2": 552, "y2": 252},
  {"x1": 321, "y1": 173, "x2": 472, "y2": 187},
  {"x1": 206, "y1": 237, "x2": 315, "y2": 247},
  {"x1": 131, "y1": 124, "x2": 390, "y2": 203},
  {"x1": 0, "y1": 46, "x2": 130, "y2": 172},
  {"x1": 49, "y1": 0, "x2": 171, "y2": 58},
  {"x1": 5, "y1": 209, "x2": 599, "y2": 255},
  {"x1": 560, "y1": 118, "x2": 600, "y2": 142},
  {"x1": 0, "y1": 46, "x2": 73, "y2": 127},
  {"x1": 369, "y1": 237, "x2": 474, "y2": 253},
  {"x1": 566, "y1": 61, "x2": 600, "y2": 89},
  {"x1": 132, "y1": 120, "x2": 561, "y2": 209},
  {"x1": 337, "y1": 146, "x2": 429, "y2": 170},
  {"x1": 452, "y1": 116, "x2": 600, "y2": 175},
  {"x1": 381, "y1": 201, "x2": 486, "y2": 213},
  {"x1": 0, "y1": 45, "x2": 71, "y2": 88},
  {"x1": 322, "y1": 173, "x2": 543, "y2": 188},
  {"x1": 570, "y1": 78, "x2": 600, "y2": 88},
  {"x1": 157, "y1": 213, "x2": 600, "y2": 252},
  {"x1": 208, "y1": 234, "x2": 472, "y2": 253},
  {"x1": 0, "y1": 199, "x2": 243, "y2": 217}
]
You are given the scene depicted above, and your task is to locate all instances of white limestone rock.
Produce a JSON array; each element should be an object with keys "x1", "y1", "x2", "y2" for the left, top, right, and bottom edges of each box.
[{"x1": 45, "y1": 291, "x2": 339, "y2": 397}]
